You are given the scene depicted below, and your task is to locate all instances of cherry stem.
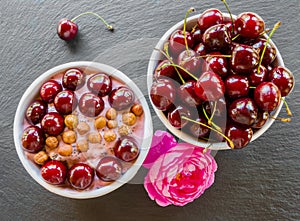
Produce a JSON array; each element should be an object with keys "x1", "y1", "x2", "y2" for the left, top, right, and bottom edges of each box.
[
  {"x1": 191, "y1": 24, "x2": 198, "y2": 34},
  {"x1": 259, "y1": 28, "x2": 271, "y2": 37},
  {"x1": 249, "y1": 86, "x2": 256, "y2": 89},
  {"x1": 161, "y1": 63, "x2": 198, "y2": 81},
  {"x1": 181, "y1": 116, "x2": 234, "y2": 149},
  {"x1": 282, "y1": 98, "x2": 293, "y2": 117},
  {"x1": 209, "y1": 101, "x2": 217, "y2": 123},
  {"x1": 195, "y1": 54, "x2": 232, "y2": 60},
  {"x1": 183, "y1": 7, "x2": 196, "y2": 56},
  {"x1": 71, "y1": 11, "x2": 114, "y2": 31},
  {"x1": 221, "y1": 0, "x2": 234, "y2": 34},
  {"x1": 202, "y1": 105, "x2": 222, "y2": 132},
  {"x1": 271, "y1": 116, "x2": 291, "y2": 123},
  {"x1": 231, "y1": 34, "x2": 240, "y2": 41},
  {"x1": 257, "y1": 21, "x2": 281, "y2": 74}
]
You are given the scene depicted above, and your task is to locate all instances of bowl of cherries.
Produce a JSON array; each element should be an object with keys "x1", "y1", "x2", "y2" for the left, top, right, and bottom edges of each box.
[
  {"x1": 148, "y1": 6, "x2": 294, "y2": 150},
  {"x1": 14, "y1": 61, "x2": 153, "y2": 199}
]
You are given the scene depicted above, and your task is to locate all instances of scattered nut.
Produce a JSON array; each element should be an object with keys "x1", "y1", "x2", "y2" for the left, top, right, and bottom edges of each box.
[
  {"x1": 62, "y1": 130, "x2": 77, "y2": 144},
  {"x1": 64, "y1": 115, "x2": 78, "y2": 130},
  {"x1": 77, "y1": 122, "x2": 90, "y2": 135},
  {"x1": 45, "y1": 136, "x2": 59, "y2": 149},
  {"x1": 88, "y1": 131, "x2": 102, "y2": 143},
  {"x1": 106, "y1": 108, "x2": 117, "y2": 120},
  {"x1": 94, "y1": 116, "x2": 106, "y2": 130},
  {"x1": 122, "y1": 112, "x2": 137, "y2": 126},
  {"x1": 118, "y1": 124, "x2": 131, "y2": 136},
  {"x1": 76, "y1": 139, "x2": 89, "y2": 152},
  {"x1": 107, "y1": 120, "x2": 118, "y2": 129},
  {"x1": 104, "y1": 130, "x2": 117, "y2": 142},
  {"x1": 33, "y1": 151, "x2": 48, "y2": 165},
  {"x1": 131, "y1": 104, "x2": 143, "y2": 116},
  {"x1": 58, "y1": 144, "x2": 73, "y2": 156}
]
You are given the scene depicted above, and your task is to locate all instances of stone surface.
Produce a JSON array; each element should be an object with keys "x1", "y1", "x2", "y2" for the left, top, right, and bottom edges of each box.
[{"x1": 0, "y1": 0, "x2": 299, "y2": 220}]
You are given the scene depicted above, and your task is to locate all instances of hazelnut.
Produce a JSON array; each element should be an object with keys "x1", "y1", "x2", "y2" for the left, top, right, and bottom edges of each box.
[
  {"x1": 64, "y1": 115, "x2": 78, "y2": 130},
  {"x1": 94, "y1": 116, "x2": 106, "y2": 130},
  {"x1": 62, "y1": 130, "x2": 77, "y2": 144},
  {"x1": 58, "y1": 144, "x2": 73, "y2": 156},
  {"x1": 107, "y1": 120, "x2": 118, "y2": 129},
  {"x1": 88, "y1": 132, "x2": 102, "y2": 143},
  {"x1": 77, "y1": 122, "x2": 90, "y2": 135},
  {"x1": 131, "y1": 104, "x2": 143, "y2": 116},
  {"x1": 122, "y1": 112, "x2": 136, "y2": 126},
  {"x1": 118, "y1": 124, "x2": 131, "y2": 136},
  {"x1": 106, "y1": 108, "x2": 117, "y2": 120},
  {"x1": 104, "y1": 130, "x2": 117, "y2": 142},
  {"x1": 45, "y1": 136, "x2": 59, "y2": 149},
  {"x1": 33, "y1": 151, "x2": 48, "y2": 165},
  {"x1": 76, "y1": 139, "x2": 89, "y2": 152}
]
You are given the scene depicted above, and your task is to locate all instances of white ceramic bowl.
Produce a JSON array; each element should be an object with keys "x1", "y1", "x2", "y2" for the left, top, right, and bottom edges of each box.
[
  {"x1": 14, "y1": 61, "x2": 153, "y2": 199},
  {"x1": 147, "y1": 13, "x2": 284, "y2": 150}
]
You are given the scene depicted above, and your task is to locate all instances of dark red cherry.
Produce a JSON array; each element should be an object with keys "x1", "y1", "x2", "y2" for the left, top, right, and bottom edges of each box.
[
  {"x1": 154, "y1": 60, "x2": 177, "y2": 81},
  {"x1": 41, "y1": 112, "x2": 65, "y2": 136},
  {"x1": 26, "y1": 100, "x2": 47, "y2": 125},
  {"x1": 79, "y1": 92, "x2": 105, "y2": 117},
  {"x1": 57, "y1": 18, "x2": 78, "y2": 41},
  {"x1": 195, "y1": 71, "x2": 225, "y2": 101},
  {"x1": 62, "y1": 68, "x2": 85, "y2": 91},
  {"x1": 235, "y1": 12, "x2": 265, "y2": 39},
  {"x1": 186, "y1": 115, "x2": 210, "y2": 138},
  {"x1": 202, "y1": 24, "x2": 231, "y2": 52},
  {"x1": 248, "y1": 65, "x2": 268, "y2": 86},
  {"x1": 231, "y1": 44, "x2": 260, "y2": 74},
  {"x1": 108, "y1": 86, "x2": 135, "y2": 111},
  {"x1": 268, "y1": 66, "x2": 294, "y2": 97},
  {"x1": 87, "y1": 73, "x2": 112, "y2": 97},
  {"x1": 192, "y1": 29, "x2": 203, "y2": 44},
  {"x1": 229, "y1": 98, "x2": 258, "y2": 126},
  {"x1": 113, "y1": 137, "x2": 139, "y2": 162},
  {"x1": 68, "y1": 163, "x2": 94, "y2": 190},
  {"x1": 254, "y1": 82, "x2": 281, "y2": 112},
  {"x1": 203, "y1": 52, "x2": 229, "y2": 77},
  {"x1": 96, "y1": 156, "x2": 123, "y2": 182},
  {"x1": 194, "y1": 43, "x2": 206, "y2": 56},
  {"x1": 177, "y1": 49, "x2": 202, "y2": 79},
  {"x1": 22, "y1": 126, "x2": 45, "y2": 153},
  {"x1": 252, "y1": 38, "x2": 276, "y2": 65},
  {"x1": 150, "y1": 79, "x2": 176, "y2": 111},
  {"x1": 41, "y1": 160, "x2": 67, "y2": 185},
  {"x1": 178, "y1": 80, "x2": 202, "y2": 107},
  {"x1": 40, "y1": 80, "x2": 62, "y2": 103},
  {"x1": 54, "y1": 90, "x2": 77, "y2": 115},
  {"x1": 197, "y1": 9, "x2": 224, "y2": 32},
  {"x1": 226, "y1": 124, "x2": 253, "y2": 149},
  {"x1": 252, "y1": 111, "x2": 269, "y2": 129},
  {"x1": 168, "y1": 105, "x2": 192, "y2": 129},
  {"x1": 169, "y1": 30, "x2": 194, "y2": 56},
  {"x1": 225, "y1": 75, "x2": 249, "y2": 99}
]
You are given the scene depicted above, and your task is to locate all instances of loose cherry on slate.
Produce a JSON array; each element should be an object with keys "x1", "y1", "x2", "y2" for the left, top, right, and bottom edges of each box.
[
  {"x1": 57, "y1": 11, "x2": 113, "y2": 41},
  {"x1": 67, "y1": 163, "x2": 95, "y2": 190}
]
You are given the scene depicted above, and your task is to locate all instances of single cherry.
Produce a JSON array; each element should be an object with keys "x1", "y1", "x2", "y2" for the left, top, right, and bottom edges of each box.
[
  {"x1": 22, "y1": 126, "x2": 45, "y2": 153},
  {"x1": 248, "y1": 65, "x2": 268, "y2": 86},
  {"x1": 41, "y1": 112, "x2": 65, "y2": 136},
  {"x1": 41, "y1": 160, "x2": 67, "y2": 185},
  {"x1": 252, "y1": 111, "x2": 269, "y2": 129},
  {"x1": 226, "y1": 124, "x2": 253, "y2": 149},
  {"x1": 197, "y1": 8, "x2": 224, "y2": 32},
  {"x1": 108, "y1": 86, "x2": 135, "y2": 111},
  {"x1": 169, "y1": 30, "x2": 194, "y2": 56},
  {"x1": 268, "y1": 66, "x2": 294, "y2": 97},
  {"x1": 229, "y1": 98, "x2": 258, "y2": 126},
  {"x1": 40, "y1": 80, "x2": 62, "y2": 103},
  {"x1": 178, "y1": 80, "x2": 202, "y2": 107},
  {"x1": 167, "y1": 105, "x2": 192, "y2": 129},
  {"x1": 87, "y1": 73, "x2": 112, "y2": 97},
  {"x1": 79, "y1": 92, "x2": 105, "y2": 117},
  {"x1": 113, "y1": 137, "x2": 139, "y2": 162},
  {"x1": 68, "y1": 163, "x2": 94, "y2": 190},
  {"x1": 225, "y1": 75, "x2": 249, "y2": 99},
  {"x1": 54, "y1": 90, "x2": 77, "y2": 115},
  {"x1": 203, "y1": 52, "x2": 229, "y2": 77},
  {"x1": 252, "y1": 38, "x2": 276, "y2": 66},
  {"x1": 62, "y1": 68, "x2": 85, "y2": 91},
  {"x1": 176, "y1": 49, "x2": 202, "y2": 79},
  {"x1": 26, "y1": 100, "x2": 47, "y2": 125},
  {"x1": 235, "y1": 12, "x2": 265, "y2": 39},
  {"x1": 154, "y1": 60, "x2": 177, "y2": 81},
  {"x1": 96, "y1": 156, "x2": 123, "y2": 182},
  {"x1": 254, "y1": 82, "x2": 281, "y2": 112}
]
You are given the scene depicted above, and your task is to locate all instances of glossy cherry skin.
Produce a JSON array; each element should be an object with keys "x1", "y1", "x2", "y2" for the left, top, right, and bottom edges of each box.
[
  {"x1": 40, "y1": 80, "x2": 62, "y2": 103},
  {"x1": 79, "y1": 92, "x2": 105, "y2": 117},
  {"x1": 268, "y1": 66, "x2": 294, "y2": 97},
  {"x1": 87, "y1": 73, "x2": 112, "y2": 97},
  {"x1": 96, "y1": 156, "x2": 123, "y2": 182},
  {"x1": 62, "y1": 68, "x2": 85, "y2": 91},
  {"x1": 186, "y1": 115, "x2": 210, "y2": 138},
  {"x1": 178, "y1": 81, "x2": 202, "y2": 107},
  {"x1": 204, "y1": 97, "x2": 227, "y2": 118},
  {"x1": 194, "y1": 43, "x2": 206, "y2": 56},
  {"x1": 168, "y1": 106, "x2": 192, "y2": 129},
  {"x1": 192, "y1": 29, "x2": 203, "y2": 44},
  {"x1": 154, "y1": 60, "x2": 177, "y2": 81},
  {"x1": 235, "y1": 12, "x2": 265, "y2": 39},
  {"x1": 68, "y1": 163, "x2": 94, "y2": 190},
  {"x1": 41, "y1": 112, "x2": 65, "y2": 136},
  {"x1": 252, "y1": 38, "x2": 276, "y2": 66},
  {"x1": 108, "y1": 86, "x2": 135, "y2": 111},
  {"x1": 248, "y1": 65, "x2": 268, "y2": 86},
  {"x1": 229, "y1": 98, "x2": 258, "y2": 126},
  {"x1": 252, "y1": 111, "x2": 269, "y2": 129},
  {"x1": 54, "y1": 90, "x2": 77, "y2": 115},
  {"x1": 197, "y1": 8, "x2": 224, "y2": 32},
  {"x1": 225, "y1": 75, "x2": 249, "y2": 99},
  {"x1": 150, "y1": 79, "x2": 176, "y2": 111},
  {"x1": 22, "y1": 126, "x2": 45, "y2": 153},
  {"x1": 177, "y1": 49, "x2": 202, "y2": 79},
  {"x1": 203, "y1": 52, "x2": 229, "y2": 77},
  {"x1": 169, "y1": 30, "x2": 194, "y2": 56},
  {"x1": 41, "y1": 160, "x2": 67, "y2": 185},
  {"x1": 57, "y1": 18, "x2": 78, "y2": 41},
  {"x1": 226, "y1": 124, "x2": 253, "y2": 149},
  {"x1": 113, "y1": 137, "x2": 139, "y2": 162},
  {"x1": 254, "y1": 82, "x2": 281, "y2": 112},
  {"x1": 195, "y1": 71, "x2": 225, "y2": 101},
  {"x1": 26, "y1": 100, "x2": 47, "y2": 125},
  {"x1": 202, "y1": 24, "x2": 231, "y2": 52},
  {"x1": 231, "y1": 44, "x2": 260, "y2": 74}
]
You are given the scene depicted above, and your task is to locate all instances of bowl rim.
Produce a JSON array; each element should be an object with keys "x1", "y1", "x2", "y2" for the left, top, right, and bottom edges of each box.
[
  {"x1": 147, "y1": 13, "x2": 284, "y2": 150},
  {"x1": 14, "y1": 61, "x2": 153, "y2": 199}
]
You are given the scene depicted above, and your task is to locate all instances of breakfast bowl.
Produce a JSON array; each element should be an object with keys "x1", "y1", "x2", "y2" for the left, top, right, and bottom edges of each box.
[
  {"x1": 14, "y1": 61, "x2": 153, "y2": 199},
  {"x1": 147, "y1": 11, "x2": 290, "y2": 150}
]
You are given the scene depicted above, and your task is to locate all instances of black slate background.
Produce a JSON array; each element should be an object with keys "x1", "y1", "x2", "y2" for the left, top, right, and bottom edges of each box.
[{"x1": 1, "y1": 0, "x2": 299, "y2": 220}]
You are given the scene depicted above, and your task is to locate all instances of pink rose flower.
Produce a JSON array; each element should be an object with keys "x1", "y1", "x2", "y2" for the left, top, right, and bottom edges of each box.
[{"x1": 144, "y1": 143, "x2": 217, "y2": 207}]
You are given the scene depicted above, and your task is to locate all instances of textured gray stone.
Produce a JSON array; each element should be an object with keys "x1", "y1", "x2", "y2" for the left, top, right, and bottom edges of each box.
[{"x1": 0, "y1": 0, "x2": 299, "y2": 220}]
